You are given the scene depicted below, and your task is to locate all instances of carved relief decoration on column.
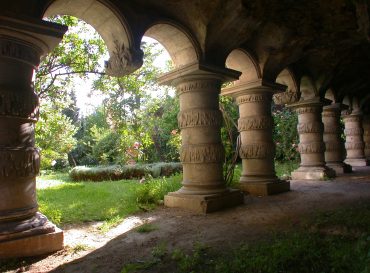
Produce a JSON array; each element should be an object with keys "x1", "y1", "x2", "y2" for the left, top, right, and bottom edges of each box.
[
  {"x1": 0, "y1": 39, "x2": 39, "y2": 66},
  {"x1": 105, "y1": 41, "x2": 144, "y2": 77},
  {"x1": 238, "y1": 116, "x2": 273, "y2": 131},
  {"x1": 273, "y1": 91, "x2": 299, "y2": 105},
  {"x1": 298, "y1": 142, "x2": 326, "y2": 154},
  {"x1": 239, "y1": 143, "x2": 275, "y2": 159},
  {"x1": 344, "y1": 127, "x2": 364, "y2": 136},
  {"x1": 177, "y1": 80, "x2": 220, "y2": 95},
  {"x1": 0, "y1": 88, "x2": 39, "y2": 120},
  {"x1": 178, "y1": 109, "x2": 222, "y2": 129},
  {"x1": 236, "y1": 93, "x2": 270, "y2": 105},
  {"x1": 345, "y1": 142, "x2": 365, "y2": 150},
  {"x1": 343, "y1": 116, "x2": 361, "y2": 122},
  {"x1": 322, "y1": 111, "x2": 338, "y2": 118},
  {"x1": 295, "y1": 107, "x2": 322, "y2": 115},
  {"x1": 0, "y1": 147, "x2": 40, "y2": 177},
  {"x1": 180, "y1": 144, "x2": 224, "y2": 163},
  {"x1": 297, "y1": 121, "x2": 323, "y2": 134}
]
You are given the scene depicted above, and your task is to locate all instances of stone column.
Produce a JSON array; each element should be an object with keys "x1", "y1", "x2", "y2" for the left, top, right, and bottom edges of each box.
[
  {"x1": 158, "y1": 63, "x2": 244, "y2": 213},
  {"x1": 342, "y1": 110, "x2": 369, "y2": 166},
  {"x1": 288, "y1": 98, "x2": 335, "y2": 180},
  {"x1": 222, "y1": 82, "x2": 290, "y2": 196},
  {"x1": 0, "y1": 16, "x2": 67, "y2": 258},
  {"x1": 362, "y1": 114, "x2": 370, "y2": 160},
  {"x1": 322, "y1": 103, "x2": 352, "y2": 174}
]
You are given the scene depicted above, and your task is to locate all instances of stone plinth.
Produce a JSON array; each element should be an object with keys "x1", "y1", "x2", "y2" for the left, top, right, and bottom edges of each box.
[
  {"x1": 288, "y1": 98, "x2": 335, "y2": 180},
  {"x1": 342, "y1": 110, "x2": 369, "y2": 167},
  {"x1": 159, "y1": 63, "x2": 243, "y2": 212},
  {"x1": 222, "y1": 80, "x2": 290, "y2": 196},
  {"x1": 322, "y1": 103, "x2": 352, "y2": 174},
  {"x1": 362, "y1": 114, "x2": 370, "y2": 160},
  {"x1": 0, "y1": 16, "x2": 66, "y2": 257}
]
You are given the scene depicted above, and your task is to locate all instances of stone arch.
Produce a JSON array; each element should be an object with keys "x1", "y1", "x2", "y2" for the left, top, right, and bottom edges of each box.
[
  {"x1": 324, "y1": 89, "x2": 336, "y2": 104},
  {"x1": 225, "y1": 49, "x2": 261, "y2": 84},
  {"x1": 300, "y1": 75, "x2": 318, "y2": 100},
  {"x1": 43, "y1": 0, "x2": 143, "y2": 76},
  {"x1": 273, "y1": 68, "x2": 300, "y2": 105},
  {"x1": 143, "y1": 22, "x2": 200, "y2": 68}
]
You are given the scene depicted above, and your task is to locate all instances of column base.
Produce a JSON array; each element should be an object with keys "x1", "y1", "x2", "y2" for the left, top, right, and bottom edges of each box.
[
  {"x1": 344, "y1": 158, "x2": 370, "y2": 167},
  {"x1": 238, "y1": 180, "x2": 290, "y2": 196},
  {"x1": 0, "y1": 227, "x2": 63, "y2": 258},
  {"x1": 326, "y1": 162, "x2": 352, "y2": 174},
  {"x1": 164, "y1": 189, "x2": 244, "y2": 213},
  {"x1": 291, "y1": 166, "x2": 336, "y2": 180}
]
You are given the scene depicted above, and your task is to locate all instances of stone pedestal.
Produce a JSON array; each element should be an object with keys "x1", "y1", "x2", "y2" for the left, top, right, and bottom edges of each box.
[
  {"x1": 322, "y1": 103, "x2": 352, "y2": 174},
  {"x1": 342, "y1": 110, "x2": 369, "y2": 166},
  {"x1": 288, "y1": 99, "x2": 335, "y2": 180},
  {"x1": 362, "y1": 114, "x2": 370, "y2": 160},
  {"x1": 159, "y1": 63, "x2": 244, "y2": 213},
  {"x1": 222, "y1": 81, "x2": 290, "y2": 196},
  {"x1": 0, "y1": 16, "x2": 67, "y2": 258}
]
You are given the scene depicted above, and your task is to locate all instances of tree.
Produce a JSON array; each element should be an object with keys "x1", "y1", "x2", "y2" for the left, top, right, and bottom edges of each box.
[{"x1": 34, "y1": 16, "x2": 107, "y2": 169}]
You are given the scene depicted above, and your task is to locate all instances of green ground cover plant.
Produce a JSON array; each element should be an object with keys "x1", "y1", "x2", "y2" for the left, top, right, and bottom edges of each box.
[
  {"x1": 37, "y1": 172, "x2": 182, "y2": 227},
  {"x1": 121, "y1": 202, "x2": 370, "y2": 273},
  {"x1": 69, "y1": 162, "x2": 182, "y2": 181}
]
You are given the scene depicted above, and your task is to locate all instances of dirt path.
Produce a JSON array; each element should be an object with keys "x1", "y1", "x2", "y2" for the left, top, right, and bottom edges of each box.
[{"x1": 3, "y1": 167, "x2": 370, "y2": 273}]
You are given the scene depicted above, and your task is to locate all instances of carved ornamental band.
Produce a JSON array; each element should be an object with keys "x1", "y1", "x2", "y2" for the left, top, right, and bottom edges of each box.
[
  {"x1": 180, "y1": 144, "x2": 224, "y2": 163},
  {"x1": 239, "y1": 143, "x2": 275, "y2": 159},
  {"x1": 0, "y1": 88, "x2": 39, "y2": 120},
  {"x1": 236, "y1": 94, "x2": 270, "y2": 105},
  {"x1": 298, "y1": 142, "x2": 325, "y2": 154},
  {"x1": 295, "y1": 107, "x2": 322, "y2": 115},
  {"x1": 342, "y1": 116, "x2": 361, "y2": 122},
  {"x1": 273, "y1": 91, "x2": 299, "y2": 105},
  {"x1": 297, "y1": 121, "x2": 323, "y2": 134},
  {"x1": 344, "y1": 128, "x2": 364, "y2": 136},
  {"x1": 0, "y1": 148, "x2": 40, "y2": 177},
  {"x1": 178, "y1": 109, "x2": 222, "y2": 129},
  {"x1": 345, "y1": 142, "x2": 365, "y2": 150},
  {"x1": 177, "y1": 81, "x2": 220, "y2": 95},
  {"x1": 0, "y1": 39, "x2": 39, "y2": 66},
  {"x1": 238, "y1": 116, "x2": 273, "y2": 131}
]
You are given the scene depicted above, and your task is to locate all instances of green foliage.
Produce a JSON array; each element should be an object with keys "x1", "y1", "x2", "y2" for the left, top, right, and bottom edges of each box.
[
  {"x1": 273, "y1": 107, "x2": 300, "y2": 162},
  {"x1": 69, "y1": 163, "x2": 182, "y2": 181},
  {"x1": 37, "y1": 172, "x2": 182, "y2": 227},
  {"x1": 122, "y1": 202, "x2": 370, "y2": 273},
  {"x1": 135, "y1": 175, "x2": 182, "y2": 210},
  {"x1": 135, "y1": 223, "x2": 158, "y2": 233},
  {"x1": 36, "y1": 103, "x2": 78, "y2": 169}
]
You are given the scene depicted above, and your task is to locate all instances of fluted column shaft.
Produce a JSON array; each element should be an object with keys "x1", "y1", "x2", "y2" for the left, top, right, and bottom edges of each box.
[
  {"x1": 159, "y1": 64, "x2": 243, "y2": 213},
  {"x1": 342, "y1": 110, "x2": 368, "y2": 166},
  {"x1": 322, "y1": 104, "x2": 351, "y2": 174},
  {"x1": 0, "y1": 15, "x2": 66, "y2": 258},
  {"x1": 288, "y1": 100, "x2": 335, "y2": 180},
  {"x1": 222, "y1": 83, "x2": 289, "y2": 196}
]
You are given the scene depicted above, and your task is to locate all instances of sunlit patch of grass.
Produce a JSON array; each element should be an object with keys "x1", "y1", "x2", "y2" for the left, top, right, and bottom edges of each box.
[{"x1": 37, "y1": 172, "x2": 182, "y2": 228}]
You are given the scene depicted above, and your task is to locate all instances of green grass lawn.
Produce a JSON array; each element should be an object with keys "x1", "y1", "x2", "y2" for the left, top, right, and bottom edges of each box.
[
  {"x1": 36, "y1": 161, "x2": 299, "y2": 227},
  {"x1": 36, "y1": 173, "x2": 182, "y2": 227}
]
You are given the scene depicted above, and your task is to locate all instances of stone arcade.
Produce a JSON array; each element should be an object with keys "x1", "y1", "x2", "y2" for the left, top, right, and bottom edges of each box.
[{"x1": 1, "y1": 0, "x2": 370, "y2": 258}]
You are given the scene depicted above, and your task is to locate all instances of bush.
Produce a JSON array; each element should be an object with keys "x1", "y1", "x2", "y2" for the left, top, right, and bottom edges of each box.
[
  {"x1": 69, "y1": 162, "x2": 183, "y2": 181},
  {"x1": 273, "y1": 107, "x2": 300, "y2": 162}
]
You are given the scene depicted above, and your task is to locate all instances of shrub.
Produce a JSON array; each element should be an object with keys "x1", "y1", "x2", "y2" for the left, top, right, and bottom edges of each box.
[{"x1": 69, "y1": 162, "x2": 183, "y2": 182}]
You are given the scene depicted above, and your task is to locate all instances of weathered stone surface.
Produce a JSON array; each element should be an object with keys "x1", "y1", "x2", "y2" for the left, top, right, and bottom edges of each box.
[{"x1": 288, "y1": 99, "x2": 335, "y2": 180}]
